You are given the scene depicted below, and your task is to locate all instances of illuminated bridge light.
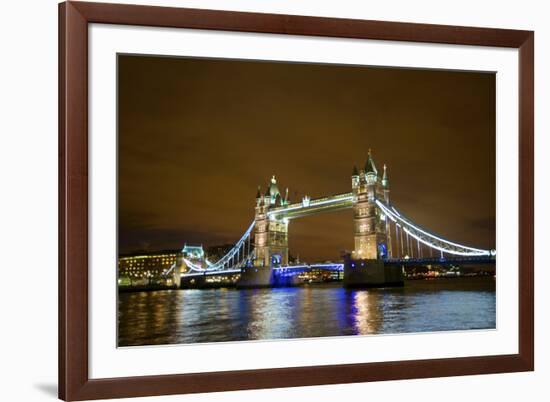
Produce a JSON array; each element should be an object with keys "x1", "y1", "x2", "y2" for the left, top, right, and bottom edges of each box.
[
  {"x1": 267, "y1": 193, "x2": 354, "y2": 218},
  {"x1": 376, "y1": 200, "x2": 492, "y2": 257}
]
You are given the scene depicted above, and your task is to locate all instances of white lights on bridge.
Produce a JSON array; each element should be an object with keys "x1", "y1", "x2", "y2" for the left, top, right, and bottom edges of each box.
[
  {"x1": 181, "y1": 220, "x2": 256, "y2": 272},
  {"x1": 267, "y1": 193, "x2": 354, "y2": 217},
  {"x1": 376, "y1": 200, "x2": 492, "y2": 256},
  {"x1": 402, "y1": 227, "x2": 489, "y2": 257}
]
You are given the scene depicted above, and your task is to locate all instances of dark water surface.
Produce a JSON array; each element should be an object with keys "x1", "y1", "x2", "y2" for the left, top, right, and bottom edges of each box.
[{"x1": 118, "y1": 277, "x2": 495, "y2": 346}]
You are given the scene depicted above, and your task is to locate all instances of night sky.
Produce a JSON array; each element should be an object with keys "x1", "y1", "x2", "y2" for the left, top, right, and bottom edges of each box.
[{"x1": 118, "y1": 55, "x2": 495, "y2": 261}]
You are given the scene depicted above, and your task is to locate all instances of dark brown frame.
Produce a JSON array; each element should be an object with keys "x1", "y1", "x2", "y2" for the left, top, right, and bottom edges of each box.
[{"x1": 59, "y1": 1, "x2": 534, "y2": 400}]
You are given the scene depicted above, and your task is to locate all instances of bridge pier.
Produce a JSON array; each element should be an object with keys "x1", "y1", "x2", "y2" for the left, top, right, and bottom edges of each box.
[
  {"x1": 180, "y1": 274, "x2": 207, "y2": 289},
  {"x1": 343, "y1": 258, "x2": 403, "y2": 288},
  {"x1": 236, "y1": 266, "x2": 304, "y2": 288},
  {"x1": 236, "y1": 267, "x2": 274, "y2": 288}
]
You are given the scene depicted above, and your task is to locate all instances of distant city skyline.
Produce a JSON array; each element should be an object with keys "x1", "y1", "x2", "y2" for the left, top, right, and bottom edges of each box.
[{"x1": 118, "y1": 55, "x2": 496, "y2": 261}]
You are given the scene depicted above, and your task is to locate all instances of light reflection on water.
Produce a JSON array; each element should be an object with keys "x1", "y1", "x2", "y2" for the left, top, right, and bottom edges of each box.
[{"x1": 118, "y1": 278, "x2": 495, "y2": 347}]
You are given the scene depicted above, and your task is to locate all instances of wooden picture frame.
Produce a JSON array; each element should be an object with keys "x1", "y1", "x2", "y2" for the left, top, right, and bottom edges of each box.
[{"x1": 59, "y1": 1, "x2": 534, "y2": 400}]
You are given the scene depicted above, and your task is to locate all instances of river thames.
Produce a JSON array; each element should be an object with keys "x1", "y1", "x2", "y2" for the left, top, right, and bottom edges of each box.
[{"x1": 118, "y1": 277, "x2": 495, "y2": 347}]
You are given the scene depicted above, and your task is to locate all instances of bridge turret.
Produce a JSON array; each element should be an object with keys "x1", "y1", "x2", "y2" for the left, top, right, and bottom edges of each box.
[
  {"x1": 351, "y1": 165, "x2": 360, "y2": 189},
  {"x1": 364, "y1": 149, "x2": 378, "y2": 185},
  {"x1": 264, "y1": 186, "x2": 271, "y2": 206},
  {"x1": 256, "y1": 186, "x2": 262, "y2": 206},
  {"x1": 268, "y1": 175, "x2": 281, "y2": 205}
]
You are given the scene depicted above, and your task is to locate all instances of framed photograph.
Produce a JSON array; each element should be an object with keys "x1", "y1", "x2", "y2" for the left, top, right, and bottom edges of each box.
[{"x1": 59, "y1": 1, "x2": 534, "y2": 400}]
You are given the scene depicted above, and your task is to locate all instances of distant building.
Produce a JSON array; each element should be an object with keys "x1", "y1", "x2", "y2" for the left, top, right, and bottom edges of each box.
[{"x1": 118, "y1": 251, "x2": 178, "y2": 286}]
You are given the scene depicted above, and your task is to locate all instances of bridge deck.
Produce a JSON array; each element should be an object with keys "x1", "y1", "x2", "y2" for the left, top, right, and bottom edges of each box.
[{"x1": 181, "y1": 257, "x2": 494, "y2": 278}]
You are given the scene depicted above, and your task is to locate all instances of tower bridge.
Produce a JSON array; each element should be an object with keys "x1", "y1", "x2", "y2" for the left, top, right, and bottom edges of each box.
[{"x1": 168, "y1": 150, "x2": 495, "y2": 288}]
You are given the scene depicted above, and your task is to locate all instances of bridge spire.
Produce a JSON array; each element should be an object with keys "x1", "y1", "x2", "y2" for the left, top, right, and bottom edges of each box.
[
  {"x1": 382, "y1": 164, "x2": 389, "y2": 187},
  {"x1": 365, "y1": 149, "x2": 378, "y2": 175}
]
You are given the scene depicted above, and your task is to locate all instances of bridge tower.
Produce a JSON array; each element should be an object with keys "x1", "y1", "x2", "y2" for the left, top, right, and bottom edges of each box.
[
  {"x1": 252, "y1": 176, "x2": 289, "y2": 268},
  {"x1": 351, "y1": 150, "x2": 389, "y2": 259},
  {"x1": 345, "y1": 150, "x2": 403, "y2": 288},
  {"x1": 240, "y1": 176, "x2": 289, "y2": 288}
]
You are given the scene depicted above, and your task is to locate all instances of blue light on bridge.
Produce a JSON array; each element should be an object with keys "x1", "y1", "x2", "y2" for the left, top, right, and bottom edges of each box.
[
  {"x1": 271, "y1": 254, "x2": 282, "y2": 267},
  {"x1": 378, "y1": 243, "x2": 388, "y2": 259}
]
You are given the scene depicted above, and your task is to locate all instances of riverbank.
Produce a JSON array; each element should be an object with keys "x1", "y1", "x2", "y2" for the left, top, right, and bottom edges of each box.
[
  {"x1": 118, "y1": 284, "x2": 178, "y2": 293},
  {"x1": 118, "y1": 275, "x2": 494, "y2": 292}
]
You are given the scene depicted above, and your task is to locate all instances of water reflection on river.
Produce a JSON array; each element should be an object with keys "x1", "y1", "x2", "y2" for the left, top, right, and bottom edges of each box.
[{"x1": 118, "y1": 277, "x2": 495, "y2": 346}]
